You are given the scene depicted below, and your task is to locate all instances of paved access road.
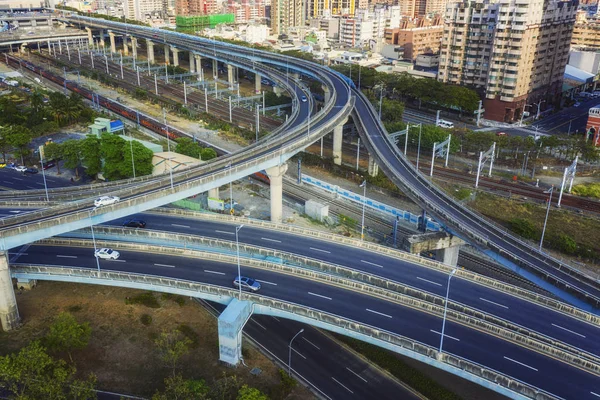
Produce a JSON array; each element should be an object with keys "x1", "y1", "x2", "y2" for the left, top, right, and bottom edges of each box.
[
  {"x1": 10, "y1": 244, "x2": 600, "y2": 399},
  {"x1": 531, "y1": 97, "x2": 600, "y2": 135}
]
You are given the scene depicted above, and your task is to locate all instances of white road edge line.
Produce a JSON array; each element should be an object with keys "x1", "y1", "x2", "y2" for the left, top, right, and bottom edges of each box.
[
  {"x1": 251, "y1": 319, "x2": 267, "y2": 330},
  {"x1": 261, "y1": 237, "x2": 281, "y2": 243},
  {"x1": 309, "y1": 247, "x2": 331, "y2": 254},
  {"x1": 366, "y1": 308, "x2": 392, "y2": 318},
  {"x1": 361, "y1": 260, "x2": 383, "y2": 268},
  {"x1": 591, "y1": 391, "x2": 600, "y2": 398},
  {"x1": 271, "y1": 316, "x2": 280, "y2": 322},
  {"x1": 56, "y1": 255, "x2": 77, "y2": 258},
  {"x1": 479, "y1": 297, "x2": 509, "y2": 309},
  {"x1": 204, "y1": 270, "x2": 225, "y2": 275},
  {"x1": 302, "y1": 337, "x2": 320, "y2": 350},
  {"x1": 331, "y1": 377, "x2": 354, "y2": 394},
  {"x1": 171, "y1": 224, "x2": 190, "y2": 228},
  {"x1": 292, "y1": 348, "x2": 306, "y2": 359},
  {"x1": 416, "y1": 277, "x2": 442, "y2": 286},
  {"x1": 430, "y1": 330, "x2": 460, "y2": 341},
  {"x1": 552, "y1": 323, "x2": 586, "y2": 338},
  {"x1": 256, "y1": 279, "x2": 277, "y2": 286},
  {"x1": 109, "y1": 259, "x2": 126, "y2": 262},
  {"x1": 308, "y1": 292, "x2": 332, "y2": 300},
  {"x1": 154, "y1": 263, "x2": 175, "y2": 268},
  {"x1": 216, "y1": 230, "x2": 234, "y2": 235},
  {"x1": 346, "y1": 367, "x2": 368, "y2": 383},
  {"x1": 503, "y1": 356, "x2": 538, "y2": 371}
]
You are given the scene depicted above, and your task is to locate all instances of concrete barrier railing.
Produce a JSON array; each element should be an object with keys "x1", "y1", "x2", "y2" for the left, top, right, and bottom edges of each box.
[
  {"x1": 32, "y1": 236, "x2": 600, "y2": 375},
  {"x1": 10, "y1": 263, "x2": 561, "y2": 400},
  {"x1": 147, "y1": 207, "x2": 600, "y2": 327}
]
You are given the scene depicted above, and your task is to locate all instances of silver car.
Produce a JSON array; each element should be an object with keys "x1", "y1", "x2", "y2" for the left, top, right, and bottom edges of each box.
[{"x1": 233, "y1": 276, "x2": 261, "y2": 292}]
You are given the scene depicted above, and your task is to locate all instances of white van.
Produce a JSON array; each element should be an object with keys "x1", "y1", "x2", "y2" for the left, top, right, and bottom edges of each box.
[{"x1": 436, "y1": 119, "x2": 454, "y2": 129}]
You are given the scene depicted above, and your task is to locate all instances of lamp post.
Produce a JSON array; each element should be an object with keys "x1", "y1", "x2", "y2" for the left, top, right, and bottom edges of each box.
[
  {"x1": 378, "y1": 84, "x2": 384, "y2": 120},
  {"x1": 38, "y1": 149, "x2": 49, "y2": 202},
  {"x1": 539, "y1": 186, "x2": 554, "y2": 251},
  {"x1": 89, "y1": 209, "x2": 101, "y2": 273},
  {"x1": 228, "y1": 162, "x2": 233, "y2": 214},
  {"x1": 162, "y1": 108, "x2": 173, "y2": 190},
  {"x1": 288, "y1": 328, "x2": 304, "y2": 375},
  {"x1": 520, "y1": 104, "x2": 532, "y2": 127},
  {"x1": 416, "y1": 123, "x2": 422, "y2": 170},
  {"x1": 129, "y1": 130, "x2": 136, "y2": 178},
  {"x1": 535, "y1": 99, "x2": 546, "y2": 120},
  {"x1": 234, "y1": 224, "x2": 244, "y2": 299},
  {"x1": 359, "y1": 180, "x2": 366, "y2": 241},
  {"x1": 439, "y1": 269, "x2": 457, "y2": 355}
]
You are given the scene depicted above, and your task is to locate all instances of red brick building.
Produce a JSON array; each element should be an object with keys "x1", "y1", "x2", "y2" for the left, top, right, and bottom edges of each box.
[{"x1": 586, "y1": 105, "x2": 600, "y2": 146}]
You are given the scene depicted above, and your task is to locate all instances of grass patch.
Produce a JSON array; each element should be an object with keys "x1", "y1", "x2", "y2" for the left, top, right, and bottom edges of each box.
[
  {"x1": 334, "y1": 335, "x2": 462, "y2": 400},
  {"x1": 572, "y1": 183, "x2": 600, "y2": 199},
  {"x1": 125, "y1": 292, "x2": 161, "y2": 308},
  {"x1": 177, "y1": 324, "x2": 199, "y2": 348},
  {"x1": 454, "y1": 188, "x2": 472, "y2": 201},
  {"x1": 140, "y1": 314, "x2": 152, "y2": 326}
]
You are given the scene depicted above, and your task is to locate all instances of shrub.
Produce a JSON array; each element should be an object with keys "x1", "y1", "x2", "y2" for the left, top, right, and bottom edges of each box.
[
  {"x1": 67, "y1": 305, "x2": 82, "y2": 313},
  {"x1": 177, "y1": 324, "x2": 199, "y2": 348},
  {"x1": 549, "y1": 234, "x2": 578, "y2": 255},
  {"x1": 509, "y1": 218, "x2": 538, "y2": 240},
  {"x1": 278, "y1": 369, "x2": 297, "y2": 395},
  {"x1": 125, "y1": 292, "x2": 161, "y2": 308},
  {"x1": 140, "y1": 314, "x2": 152, "y2": 326}
]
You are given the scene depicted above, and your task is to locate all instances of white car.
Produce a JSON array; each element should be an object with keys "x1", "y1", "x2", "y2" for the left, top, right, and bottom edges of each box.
[
  {"x1": 15, "y1": 166, "x2": 27, "y2": 172},
  {"x1": 94, "y1": 248, "x2": 120, "y2": 260},
  {"x1": 94, "y1": 196, "x2": 120, "y2": 207}
]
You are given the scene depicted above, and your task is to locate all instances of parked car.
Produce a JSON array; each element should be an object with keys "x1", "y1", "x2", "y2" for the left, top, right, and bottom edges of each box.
[
  {"x1": 233, "y1": 276, "x2": 261, "y2": 292},
  {"x1": 122, "y1": 219, "x2": 146, "y2": 228},
  {"x1": 94, "y1": 248, "x2": 120, "y2": 260},
  {"x1": 574, "y1": 102, "x2": 581, "y2": 108},
  {"x1": 24, "y1": 168, "x2": 38, "y2": 174},
  {"x1": 496, "y1": 131, "x2": 508, "y2": 136},
  {"x1": 301, "y1": 95, "x2": 307, "y2": 103},
  {"x1": 42, "y1": 161, "x2": 56, "y2": 170},
  {"x1": 15, "y1": 166, "x2": 27, "y2": 172},
  {"x1": 0, "y1": 163, "x2": 5, "y2": 168},
  {"x1": 6, "y1": 163, "x2": 16, "y2": 169},
  {"x1": 94, "y1": 195, "x2": 120, "y2": 207}
]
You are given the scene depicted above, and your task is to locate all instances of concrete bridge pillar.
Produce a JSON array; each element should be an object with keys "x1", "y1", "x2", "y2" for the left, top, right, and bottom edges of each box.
[
  {"x1": 401, "y1": 232, "x2": 465, "y2": 268},
  {"x1": 332, "y1": 120, "x2": 347, "y2": 166},
  {"x1": 273, "y1": 86, "x2": 283, "y2": 96},
  {"x1": 227, "y1": 64, "x2": 235, "y2": 89},
  {"x1": 188, "y1": 51, "x2": 195, "y2": 73},
  {"x1": 218, "y1": 298, "x2": 253, "y2": 366},
  {"x1": 108, "y1": 31, "x2": 116, "y2": 53},
  {"x1": 291, "y1": 72, "x2": 300, "y2": 80},
  {"x1": 123, "y1": 35, "x2": 129, "y2": 56},
  {"x1": 266, "y1": 164, "x2": 288, "y2": 223},
  {"x1": 436, "y1": 247, "x2": 460, "y2": 267},
  {"x1": 194, "y1": 54, "x2": 202, "y2": 81},
  {"x1": 171, "y1": 47, "x2": 179, "y2": 67},
  {"x1": 0, "y1": 252, "x2": 20, "y2": 331},
  {"x1": 146, "y1": 39, "x2": 155, "y2": 64},
  {"x1": 208, "y1": 187, "x2": 219, "y2": 199},
  {"x1": 255, "y1": 73, "x2": 261, "y2": 94},
  {"x1": 131, "y1": 37, "x2": 138, "y2": 59},
  {"x1": 368, "y1": 155, "x2": 379, "y2": 177},
  {"x1": 164, "y1": 44, "x2": 170, "y2": 65},
  {"x1": 85, "y1": 27, "x2": 93, "y2": 46},
  {"x1": 99, "y1": 29, "x2": 105, "y2": 49},
  {"x1": 323, "y1": 85, "x2": 331, "y2": 103},
  {"x1": 212, "y1": 59, "x2": 218, "y2": 77}
]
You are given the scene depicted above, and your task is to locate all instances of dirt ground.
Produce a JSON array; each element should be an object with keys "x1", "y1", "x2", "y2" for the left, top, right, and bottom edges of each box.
[{"x1": 0, "y1": 281, "x2": 313, "y2": 400}]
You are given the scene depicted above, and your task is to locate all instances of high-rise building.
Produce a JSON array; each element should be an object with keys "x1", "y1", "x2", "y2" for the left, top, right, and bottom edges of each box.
[
  {"x1": 271, "y1": 0, "x2": 303, "y2": 34},
  {"x1": 227, "y1": 0, "x2": 266, "y2": 22},
  {"x1": 572, "y1": 11, "x2": 600, "y2": 49},
  {"x1": 306, "y1": 0, "x2": 357, "y2": 19},
  {"x1": 176, "y1": 0, "x2": 217, "y2": 15},
  {"x1": 399, "y1": 0, "x2": 446, "y2": 18},
  {"x1": 385, "y1": 24, "x2": 443, "y2": 60},
  {"x1": 124, "y1": 0, "x2": 167, "y2": 21},
  {"x1": 438, "y1": 0, "x2": 577, "y2": 123}
]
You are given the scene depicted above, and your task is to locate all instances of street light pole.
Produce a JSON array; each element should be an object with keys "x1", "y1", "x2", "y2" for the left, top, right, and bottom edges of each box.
[
  {"x1": 235, "y1": 224, "x2": 244, "y2": 300},
  {"x1": 162, "y1": 108, "x2": 173, "y2": 190},
  {"x1": 539, "y1": 186, "x2": 554, "y2": 251},
  {"x1": 439, "y1": 269, "x2": 457, "y2": 355},
  {"x1": 228, "y1": 162, "x2": 233, "y2": 214},
  {"x1": 89, "y1": 209, "x2": 101, "y2": 273},
  {"x1": 378, "y1": 85, "x2": 384, "y2": 120},
  {"x1": 360, "y1": 180, "x2": 366, "y2": 241},
  {"x1": 288, "y1": 328, "x2": 304, "y2": 375},
  {"x1": 38, "y1": 150, "x2": 49, "y2": 202},
  {"x1": 416, "y1": 123, "x2": 422, "y2": 170}
]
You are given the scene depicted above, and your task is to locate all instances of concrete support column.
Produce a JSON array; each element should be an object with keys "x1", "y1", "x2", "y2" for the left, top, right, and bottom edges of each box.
[
  {"x1": 189, "y1": 51, "x2": 195, "y2": 73},
  {"x1": 0, "y1": 252, "x2": 20, "y2": 331},
  {"x1": 85, "y1": 27, "x2": 93, "y2": 46},
  {"x1": 164, "y1": 44, "x2": 170, "y2": 65},
  {"x1": 131, "y1": 37, "x2": 138, "y2": 59},
  {"x1": 255, "y1": 73, "x2": 261, "y2": 94},
  {"x1": 333, "y1": 124, "x2": 344, "y2": 166},
  {"x1": 123, "y1": 35, "x2": 129, "y2": 56},
  {"x1": 218, "y1": 299, "x2": 252, "y2": 366},
  {"x1": 435, "y1": 246, "x2": 460, "y2": 267},
  {"x1": 368, "y1": 155, "x2": 379, "y2": 177},
  {"x1": 323, "y1": 85, "x2": 331, "y2": 103},
  {"x1": 273, "y1": 86, "x2": 283, "y2": 96},
  {"x1": 212, "y1": 59, "x2": 218, "y2": 77},
  {"x1": 146, "y1": 39, "x2": 155, "y2": 64},
  {"x1": 208, "y1": 187, "x2": 219, "y2": 199},
  {"x1": 265, "y1": 164, "x2": 288, "y2": 223},
  {"x1": 291, "y1": 72, "x2": 300, "y2": 80},
  {"x1": 108, "y1": 31, "x2": 116, "y2": 53},
  {"x1": 99, "y1": 29, "x2": 105, "y2": 49},
  {"x1": 194, "y1": 54, "x2": 202, "y2": 80},
  {"x1": 171, "y1": 47, "x2": 179, "y2": 67},
  {"x1": 227, "y1": 64, "x2": 235, "y2": 89}
]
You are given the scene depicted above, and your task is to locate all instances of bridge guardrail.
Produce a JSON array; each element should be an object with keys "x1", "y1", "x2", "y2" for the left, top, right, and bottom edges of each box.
[
  {"x1": 10, "y1": 262, "x2": 561, "y2": 400},
  {"x1": 147, "y1": 207, "x2": 600, "y2": 326},
  {"x1": 31, "y1": 235, "x2": 600, "y2": 375}
]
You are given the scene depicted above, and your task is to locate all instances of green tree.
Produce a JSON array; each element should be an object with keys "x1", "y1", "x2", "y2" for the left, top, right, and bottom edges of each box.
[
  {"x1": 100, "y1": 133, "x2": 127, "y2": 180},
  {"x1": 176, "y1": 137, "x2": 203, "y2": 159},
  {"x1": 200, "y1": 147, "x2": 217, "y2": 161},
  {"x1": 6, "y1": 125, "x2": 32, "y2": 165},
  {"x1": 61, "y1": 139, "x2": 83, "y2": 178},
  {"x1": 152, "y1": 374, "x2": 209, "y2": 400},
  {"x1": 0, "y1": 341, "x2": 97, "y2": 400},
  {"x1": 43, "y1": 141, "x2": 63, "y2": 174},
  {"x1": 44, "y1": 312, "x2": 92, "y2": 363},
  {"x1": 237, "y1": 385, "x2": 269, "y2": 400},
  {"x1": 47, "y1": 92, "x2": 69, "y2": 125},
  {"x1": 0, "y1": 127, "x2": 10, "y2": 162},
  {"x1": 80, "y1": 135, "x2": 102, "y2": 177},
  {"x1": 155, "y1": 330, "x2": 192, "y2": 376}
]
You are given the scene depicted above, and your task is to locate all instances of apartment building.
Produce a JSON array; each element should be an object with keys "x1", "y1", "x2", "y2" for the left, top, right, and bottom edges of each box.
[
  {"x1": 385, "y1": 24, "x2": 443, "y2": 60},
  {"x1": 399, "y1": 0, "x2": 447, "y2": 18},
  {"x1": 227, "y1": 0, "x2": 266, "y2": 23},
  {"x1": 176, "y1": 0, "x2": 217, "y2": 16},
  {"x1": 124, "y1": 0, "x2": 167, "y2": 21},
  {"x1": 270, "y1": 0, "x2": 303, "y2": 34},
  {"x1": 438, "y1": 0, "x2": 577, "y2": 123},
  {"x1": 339, "y1": 6, "x2": 400, "y2": 47},
  {"x1": 306, "y1": 0, "x2": 357, "y2": 19},
  {"x1": 572, "y1": 11, "x2": 600, "y2": 49}
]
